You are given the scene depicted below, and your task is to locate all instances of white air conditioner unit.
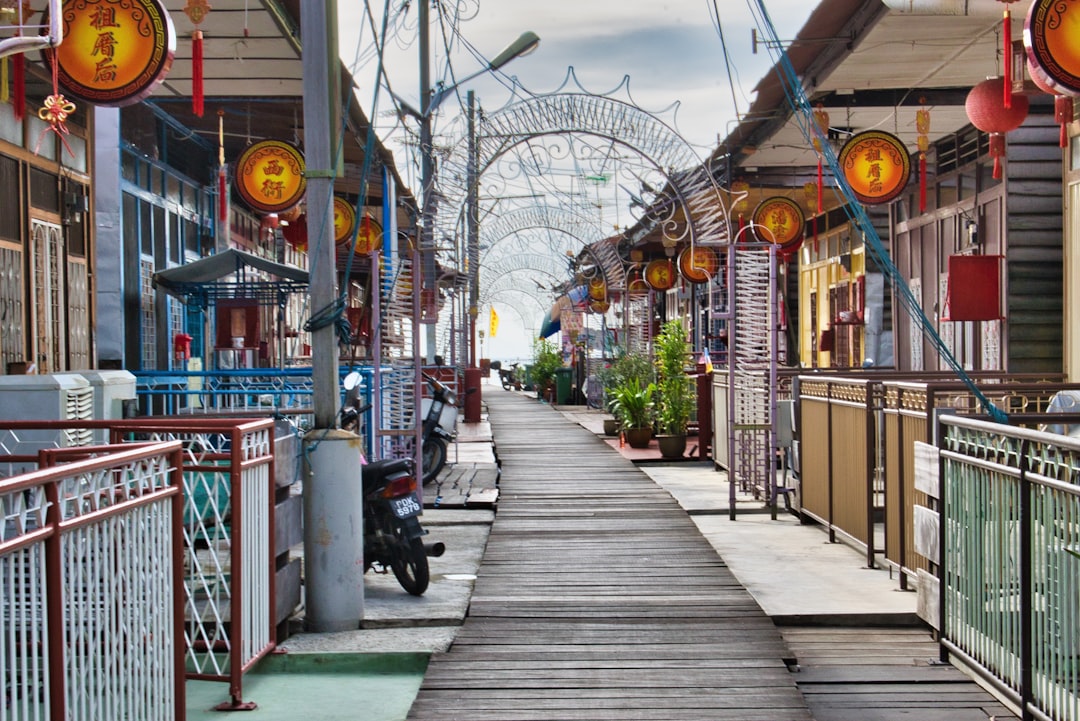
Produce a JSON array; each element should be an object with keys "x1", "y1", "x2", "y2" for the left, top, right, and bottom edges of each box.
[
  {"x1": 0, "y1": 374, "x2": 94, "y2": 473},
  {"x1": 58, "y1": 370, "x2": 136, "y2": 443}
]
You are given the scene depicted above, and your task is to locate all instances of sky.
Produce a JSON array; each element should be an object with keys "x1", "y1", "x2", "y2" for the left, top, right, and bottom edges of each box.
[{"x1": 337, "y1": 0, "x2": 816, "y2": 363}]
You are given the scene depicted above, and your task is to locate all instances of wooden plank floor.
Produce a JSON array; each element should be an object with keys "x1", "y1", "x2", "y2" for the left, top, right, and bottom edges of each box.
[
  {"x1": 781, "y1": 627, "x2": 1018, "y2": 721},
  {"x1": 407, "y1": 392, "x2": 811, "y2": 720}
]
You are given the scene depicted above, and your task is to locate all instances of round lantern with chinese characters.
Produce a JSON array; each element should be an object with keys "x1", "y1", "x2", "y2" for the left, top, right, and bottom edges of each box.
[{"x1": 965, "y1": 77, "x2": 1029, "y2": 179}]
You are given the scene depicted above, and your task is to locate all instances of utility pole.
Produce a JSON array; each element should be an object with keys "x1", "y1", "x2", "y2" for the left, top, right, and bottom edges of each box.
[
  {"x1": 301, "y1": 0, "x2": 365, "y2": 632},
  {"x1": 419, "y1": 0, "x2": 437, "y2": 364}
]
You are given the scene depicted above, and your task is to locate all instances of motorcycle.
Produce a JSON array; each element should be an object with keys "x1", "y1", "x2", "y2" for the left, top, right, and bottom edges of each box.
[
  {"x1": 338, "y1": 371, "x2": 445, "y2": 596},
  {"x1": 498, "y1": 362, "x2": 522, "y2": 391},
  {"x1": 361, "y1": 455, "x2": 443, "y2": 596},
  {"x1": 421, "y1": 372, "x2": 458, "y2": 485}
]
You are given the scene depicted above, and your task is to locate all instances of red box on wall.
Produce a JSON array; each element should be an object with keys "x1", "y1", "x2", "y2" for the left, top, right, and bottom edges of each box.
[{"x1": 945, "y1": 255, "x2": 1002, "y2": 322}]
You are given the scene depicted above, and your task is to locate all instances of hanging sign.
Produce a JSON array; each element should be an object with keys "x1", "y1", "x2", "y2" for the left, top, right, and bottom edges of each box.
[
  {"x1": 837, "y1": 130, "x2": 911, "y2": 205},
  {"x1": 1025, "y1": 0, "x2": 1080, "y2": 96},
  {"x1": 333, "y1": 197, "x2": 357, "y2": 246},
  {"x1": 234, "y1": 140, "x2": 307, "y2": 214},
  {"x1": 644, "y1": 258, "x2": 676, "y2": 291},
  {"x1": 678, "y1": 246, "x2": 719, "y2": 284},
  {"x1": 49, "y1": 0, "x2": 176, "y2": 107},
  {"x1": 352, "y1": 214, "x2": 382, "y2": 255},
  {"x1": 752, "y1": 196, "x2": 805, "y2": 248},
  {"x1": 626, "y1": 267, "x2": 648, "y2": 295}
]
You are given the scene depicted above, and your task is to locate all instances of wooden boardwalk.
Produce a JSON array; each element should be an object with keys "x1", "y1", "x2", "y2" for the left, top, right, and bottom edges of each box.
[{"x1": 407, "y1": 392, "x2": 811, "y2": 720}]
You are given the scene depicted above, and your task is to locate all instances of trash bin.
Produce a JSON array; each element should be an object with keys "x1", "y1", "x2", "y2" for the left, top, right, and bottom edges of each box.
[{"x1": 554, "y1": 366, "x2": 573, "y2": 405}]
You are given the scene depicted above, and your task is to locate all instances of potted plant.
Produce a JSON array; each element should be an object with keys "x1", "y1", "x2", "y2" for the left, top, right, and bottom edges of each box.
[
  {"x1": 607, "y1": 380, "x2": 656, "y2": 448},
  {"x1": 597, "y1": 350, "x2": 654, "y2": 435},
  {"x1": 654, "y1": 319, "x2": 695, "y2": 459},
  {"x1": 530, "y1": 338, "x2": 562, "y2": 402}
]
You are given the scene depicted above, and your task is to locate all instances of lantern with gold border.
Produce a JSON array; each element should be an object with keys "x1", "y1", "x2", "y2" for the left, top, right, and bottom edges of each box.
[
  {"x1": 752, "y1": 196, "x2": 805, "y2": 255},
  {"x1": 235, "y1": 140, "x2": 307, "y2": 214},
  {"x1": 644, "y1": 258, "x2": 676, "y2": 291},
  {"x1": 333, "y1": 197, "x2": 357, "y2": 247},
  {"x1": 677, "y1": 246, "x2": 719, "y2": 284},
  {"x1": 837, "y1": 130, "x2": 912, "y2": 205},
  {"x1": 352, "y1": 214, "x2": 382, "y2": 255},
  {"x1": 48, "y1": 0, "x2": 176, "y2": 107}
]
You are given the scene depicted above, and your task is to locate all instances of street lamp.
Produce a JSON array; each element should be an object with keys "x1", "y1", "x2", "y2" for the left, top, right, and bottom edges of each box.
[{"x1": 417, "y1": 14, "x2": 539, "y2": 363}]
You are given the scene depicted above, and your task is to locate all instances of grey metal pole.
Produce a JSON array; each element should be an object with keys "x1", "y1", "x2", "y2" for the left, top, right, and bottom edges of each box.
[
  {"x1": 300, "y1": 0, "x2": 365, "y2": 632},
  {"x1": 302, "y1": 0, "x2": 340, "y2": 427},
  {"x1": 419, "y1": 1, "x2": 437, "y2": 364},
  {"x1": 467, "y1": 90, "x2": 479, "y2": 368}
]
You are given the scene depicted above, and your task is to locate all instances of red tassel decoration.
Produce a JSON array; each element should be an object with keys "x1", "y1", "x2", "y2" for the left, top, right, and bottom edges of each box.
[
  {"x1": 12, "y1": 52, "x2": 24, "y2": 122},
  {"x1": 1056, "y1": 95, "x2": 1073, "y2": 149},
  {"x1": 218, "y1": 166, "x2": 228, "y2": 222},
  {"x1": 816, "y1": 157, "x2": 823, "y2": 215},
  {"x1": 192, "y1": 29, "x2": 204, "y2": 117},
  {"x1": 919, "y1": 154, "x2": 927, "y2": 213},
  {"x1": 1003, "y1": 8, "x2": 1012, "y2": 109}
]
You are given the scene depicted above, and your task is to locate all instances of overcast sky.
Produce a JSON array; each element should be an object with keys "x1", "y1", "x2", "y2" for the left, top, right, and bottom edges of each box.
[{"x1": 337, "y1": 0, "x2": 815, "y2": 362}]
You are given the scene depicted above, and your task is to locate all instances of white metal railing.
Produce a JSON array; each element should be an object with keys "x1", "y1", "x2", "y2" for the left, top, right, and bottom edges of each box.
[
  {"x1": 937, "y1": 415, "x2": 1080, "y2": 721},
  {"x1": 0, "y1": 441, "x2": 184, "y2": 721}
]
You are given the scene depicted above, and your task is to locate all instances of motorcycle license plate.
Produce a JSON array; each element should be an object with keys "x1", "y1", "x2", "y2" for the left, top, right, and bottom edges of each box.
[{"x1": 390, "y1": 492, "x2": 422, "y2": 519}]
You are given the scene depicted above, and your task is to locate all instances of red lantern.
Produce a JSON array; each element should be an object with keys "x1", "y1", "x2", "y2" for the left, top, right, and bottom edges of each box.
[
  {"x1": 282, "y1": 213, "x2": 308, "y2": 251},
  {"x1": 965, "y1": 77, "x2": 1029, "y2": 179}
]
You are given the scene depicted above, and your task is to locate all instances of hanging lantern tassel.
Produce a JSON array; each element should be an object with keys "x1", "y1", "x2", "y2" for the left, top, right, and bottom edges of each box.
[
  {"x1": 1056, "y1": 95, "x2": 1073, "y2": 148},
  {"x1": 989, "y1": 133, "x2": 1006, "y2": 180},
  {"x1": 916, "y1": 101, "x2": 930, "y2": 214},
  {"x1": 192, "y1": 29, "x2": 204, "y2": 117}
]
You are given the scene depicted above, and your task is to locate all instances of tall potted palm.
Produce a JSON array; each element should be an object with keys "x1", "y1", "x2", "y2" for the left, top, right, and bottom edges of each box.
[{"x1": 654, "y1": 319, "x2": 694, "y2": 459}]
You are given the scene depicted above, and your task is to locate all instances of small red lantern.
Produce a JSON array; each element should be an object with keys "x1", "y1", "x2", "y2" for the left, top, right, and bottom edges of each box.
[{"x1": 965, "y1": 77, "x2": 1029, "y2": 179}]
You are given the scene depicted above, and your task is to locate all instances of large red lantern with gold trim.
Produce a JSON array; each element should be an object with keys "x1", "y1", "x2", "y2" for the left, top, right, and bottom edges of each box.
[{"x1": 965, "y1": 77, "x2": 1029, "y2": 180}]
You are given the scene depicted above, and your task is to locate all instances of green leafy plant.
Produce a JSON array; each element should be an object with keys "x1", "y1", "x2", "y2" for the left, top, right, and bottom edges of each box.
[
  {"x1": 654, "y1": 319, "x2": 695, "y2": 436},
  {"x1": 530, "y1": 338, "x2": 562, "y2": 395},
  {"x1": 596, "y1": 350, "x2": 653, "y2": 408},
  {"x1": 607, "y1": 380, "x2": 656, "y2": 430}
]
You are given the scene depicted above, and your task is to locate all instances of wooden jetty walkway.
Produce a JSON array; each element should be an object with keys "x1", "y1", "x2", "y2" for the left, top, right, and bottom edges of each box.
[
  {"x1": 408, "y1": 391, "x2": 1017, "y2": 720},
  {"x1": 407, "y1": 391, "x2": 811, "y2": 720}
]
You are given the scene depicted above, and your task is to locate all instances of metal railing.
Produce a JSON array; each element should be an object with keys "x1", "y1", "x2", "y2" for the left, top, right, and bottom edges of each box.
[
  {"x1": 0, "y1": 416, "x2": 278, "y2": 712},
  {"x1": 790, "y1": 372, "x2": 1076, "y2": 585},
  {"x1": 937, "y1": 414, "x2": 1080, "y2": 721},
  {"x1": 1, "y1": 441, "x2": 186, "y2": 721}
]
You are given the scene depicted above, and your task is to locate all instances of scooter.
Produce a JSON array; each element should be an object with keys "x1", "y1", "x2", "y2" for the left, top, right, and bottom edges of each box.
[
  {"x1": 421, "y1": 372, "x2": 457, "y2": 485},
  {"x1": 498, "y1": 362, "x2": 522, "y2": 391},
  {"x1": 339, "y1": 371, "x2": 444, "y2": 596}
]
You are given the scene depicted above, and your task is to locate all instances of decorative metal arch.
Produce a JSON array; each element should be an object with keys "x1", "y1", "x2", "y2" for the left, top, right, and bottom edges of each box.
[
  {"x1": 483, "y1": 253, "x2": 569, "y2": 284},
  {"x1": 437, "y1": 76, "x2": 732, "y2": 288},
  {"x1": 480, "y1": 205, "x2": 600, "y2": 265}
]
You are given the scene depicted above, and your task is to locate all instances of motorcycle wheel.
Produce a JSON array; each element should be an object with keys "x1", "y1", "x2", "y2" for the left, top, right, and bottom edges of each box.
[
  {"x1": 422, "y1": 437, "x2": 447, "y2": 485},
  {"x1": 501, "y1": 378, "x2": 511, "y2": 390},
  {"x1": 389, "y1": 523, "x2": 430, "y2": 596}
]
